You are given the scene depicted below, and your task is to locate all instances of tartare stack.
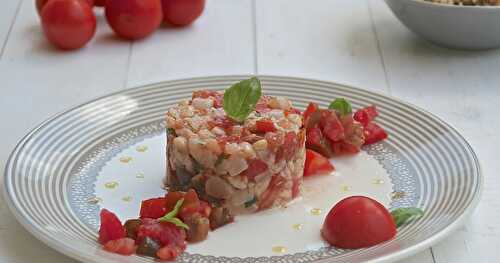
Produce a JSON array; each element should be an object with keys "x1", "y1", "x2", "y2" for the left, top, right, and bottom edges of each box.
[{"x1": 165, "y1": 89, "x2": 305, "y2": 214}]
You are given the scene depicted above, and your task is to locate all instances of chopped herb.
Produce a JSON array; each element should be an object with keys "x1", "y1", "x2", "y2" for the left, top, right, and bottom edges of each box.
[
  {"x1": 391, "y1": 207, "x2": 424, "y2": 228},
  {"x1": 223, "y1": 77, "x2": 262, "y2": 122},
  {"x1": 329, "y1": 98, "x2": 352, "y2": 116},
  {"x1": 159, "y1": 198, "x2": 189, "y2": 230},
  {"x1": 244, "y1": 196, "x2": 257, "y2": 208}
]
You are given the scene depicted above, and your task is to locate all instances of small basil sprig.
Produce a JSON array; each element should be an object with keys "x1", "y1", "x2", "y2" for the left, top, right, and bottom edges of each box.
[
  {"x1": 159, "y1": 198, "x2": 189, "y2": 230},
  {"x1": 391, "y1": 207, "x2": 424, "y2": 228},
  {"x1": 329, "y1": 98, "x2": 352, "y2": 116},
  {"x1": 223, "y1": 77, "x2": 262, "y2": 122}
]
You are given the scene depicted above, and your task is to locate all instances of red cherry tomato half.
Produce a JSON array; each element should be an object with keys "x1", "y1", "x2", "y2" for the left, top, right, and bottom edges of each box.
[
  {"x1": 98, "y1": 209, "x2": 126, "y2": 244},
  {"x1": 321, "y1": 196, "x2": 396, "y2": 249},
  {"x1": 36, "y1": 0, "x2": 94, "y2": 15},
  {"x1": 105, "y1": 0, "x2": 163, "y2": 40},
  {"x1": 41, "y1": 0, "x2": 96, "y2": 50},
  {"x1": 304, "y1": 149, "x2": 334, "y2": 177},
  {"x1": 139, "y1": 197, "x2": 167, "y2": 219},
  {"x1": 354, "y1": 105, "x2": 379, "y2": 127},
  {"x1": 363, "y1": 122, "x2": 388, "y2": 145},
  {"x1": 161, "y1": 0, "x2": 205, "y2": 26}
]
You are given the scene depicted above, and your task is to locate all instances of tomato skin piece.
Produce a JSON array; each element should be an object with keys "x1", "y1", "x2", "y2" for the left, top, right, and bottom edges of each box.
[
  {"x1": 103, "y1": 238, "x2": 137, "y2": 255},
  {"x1": 161, "y1": 0, "x2": 205, "y2": 26},
  {"x1": 303, "y1": 102, "x2": 319, "y2": 121},
  {"x1": 304, "y1": 149, "x2": 334, "y2": 177},
  {"x1": 242, "y1": 159, "x2": 268, "y2": 181},
  {"x1": 105, "y1": 0, "x2": 163, "y2": 40},
  {"x1": 41, "y1": 0, "x2": 96, "y2": 50},
  {"x1": 320, "y1": 110, "x2": 345, "y2": 142},
  {"x1": 354, "y1": 106, "x2": 379, "y2": 127},
  {"x1": 140, "y1": 197, "x2": 167, "y2": 219},
  {"x1": 363, "y1": 122, "x2": 388, "y2": 145},
  {"x1": 256, "y1": 120, "x2": 277, "y2": 133},
  {"x1": 321, "y1": 196, "x2": 396, "y2": 249},
  {"x1": 99, "y1": 209, "x2": 126, "y2": 244}
]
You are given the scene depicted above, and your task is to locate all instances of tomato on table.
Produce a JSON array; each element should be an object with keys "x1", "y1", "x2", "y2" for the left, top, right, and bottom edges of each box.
[
  {"x1": 40, "y1": 0, "x2": 96, "y2": 50},
  {"x1": 94, "y1": 0, "x2": 106, "y2": 7},
  {"x1": 321, "y1": 196, "x2": 396, "y2": 249},
  {"x1": 304, "y1": 149, "x2": 334, "y2": 177},
  {"x1": 363, "y1": 122, "x2": 388, "y2": 145},
  {"x1": 161, "y1": 0, "x2": 205, "y2": 26},
  {"x1": 36, "y1": 0, "x2": 94, "y2": 15},
  {"x1": 105, "y1": 0, "x2": 163, "y2": 40}
]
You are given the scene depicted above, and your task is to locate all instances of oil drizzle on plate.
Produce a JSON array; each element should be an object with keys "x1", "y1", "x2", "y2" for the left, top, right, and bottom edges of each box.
[
  {"x1": 310, "y1": 208, "x2": 322, "y2": 216},
  {"x1": 104, "y1": 181, "x2": 119, "y2": 189},
  {"x1": 272, "y1": 246, "x2": 287, "y2": 253},
  {"x1": 136, "y1": 145, "x2": 148, "y2": 152},
  {"x1": 136, "y1": 172, "x2": 145, "y2": 179},
  {"x1": 87, "y1": 197, "x2": 102, "y2": 204},
  {"x1": 292, "y1": 223, "x2": 304, "y2": 230},
  {"x1": 119, "y1": 156, "x2": 132, "y2": 163}
]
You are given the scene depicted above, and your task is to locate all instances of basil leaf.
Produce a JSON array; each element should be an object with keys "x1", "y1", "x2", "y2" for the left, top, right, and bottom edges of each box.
[
  {"x1": 391, "y1": 207, "x2": 424, "y2": 228},
  {"x1": 329, "y1": 98, "x2": 352, "y2": 115},
  {"x1": 160, "y1": 198, "x2": 184, "y2": 220},
  {"x1": 223, "y1": 77, "x2": 262, "y2": 122},
  {"x1": 162, "y1": 217, "x2": 190, "y2": 230}
]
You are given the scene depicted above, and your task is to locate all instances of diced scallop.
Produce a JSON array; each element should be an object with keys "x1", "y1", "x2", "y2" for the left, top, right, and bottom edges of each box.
[
  {"x1": 225, "y1": 175, "x2": 248, "y2": 190},
  {"x1": 192, "y1": 98, "x2": 214, "y2": 110},
  {"x1": 198, "y1": 129, "x2": 213, "y2": 139},
  {"x1": 240, "y1": 142, "x2": 256, "y2": 159},
  {"x1": 205, "y1": 176, "x2": 235, "y2": 199},
  {"x1": 173, "y1": 137, "x2": 188, "y2": 153},
  {"x1": 222, "y1": 155, "x2": 248, "y2": 176},
  {"x1": 252, "y1": 139, "x2": 268, "y2": 151},
  {"x1": 224, "y1": 143, "x2": 240, "y2": 155},
  {"x1": 269, "y1": 96, "x2": 292, "y2": 110},
  {"x1": 211, "y1": 127, "x2": 226, "y2": 136}
]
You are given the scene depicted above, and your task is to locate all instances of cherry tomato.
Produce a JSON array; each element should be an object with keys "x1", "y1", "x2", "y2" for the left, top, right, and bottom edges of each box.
[
  {"x1": 256, "y1": 120, "x2": 277, "y2": 133},
  {"x1": 354, "y1": 105, "x2": 379, "y2": 127},
  {"x1": 304, "y1": 149, "x2": 334, "y2": 177},
  {"x1": 94, "y1": 0, "x2": 106, "y2": 7},
  {"x1": 161, "y1": 0, "x2": 205, "y2": 26},
  {"x1": 140, "y1": 197, "x2": 167, "y2": 219},
  {"x1": 36, "y1": 0, "x2": 94, "y2": 15},
  {"x1": 321, "y1": 196, "x2": 396, "y2": 249},
  {"x1": 363, "y1": 122, "x2": 388, "y2": 145},
  {"x1": 41, "y1": 0, "x2": 96, "y2": 50},
  {"x1": 105, "y1": 0, "x2": 163, "y2": 40}
]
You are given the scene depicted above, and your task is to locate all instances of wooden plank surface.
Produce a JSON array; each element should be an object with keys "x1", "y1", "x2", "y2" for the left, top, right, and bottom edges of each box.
[
  {"x1": 370, "y1": 1, "x2": 500, "y2": 262},
  {"x1": 0, "y1": 0, "x2": 21, "y2": 57},
  {"x1": 255, "y1": 0, "x2": 388, "y2": 92},
  {"x1": 127, "y1": 0, "x2": 255, "y2": 87}
]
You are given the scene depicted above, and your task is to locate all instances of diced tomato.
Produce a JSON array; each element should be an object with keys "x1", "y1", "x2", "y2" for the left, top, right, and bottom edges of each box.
[
  {"x1": 198, "y1": 201, "x2": 212, "y2": 218},
  {"x1": 281, "y1": 131, "x2": 298, "y2": 161},
  {"x1": 285, "y1": 107, "x2": 302, "y2": 116},
  {"x1": 156, "y1": 245, "x2": 184, "y2": 261},
  {"x1": 304, "y1": 149, "x2": 335, "y2": 177},
  {"x1": 258, "y1": 175, "x2": 286, "y2": 210},
  {"x1": 179, "y1": 189, "x2": 201, "y2": 220},
  {"x1": 242, "y1": 159, "x2": 268, "y2": 181},
  {"x1": 354, "y1": 106, "x2": 379, "y2": 127},
  {"x1": 165, "y1": 191, "x2": 185, "y2": 212},
  {"x1": 265, "y1": 132, "x2": 284, "y2": 150},
  {"x1": 140, "y1": 197, "x2": 167, "y2": 219},
  {"x1": 303, "y1": 102, "x2": 319, "y2": 121},
  {"x1": 306, "y1": 126, "x2": 332, "y2": 158},
  {"x1": 192, "y1": 90, "x2": 223, "y2": 108},
  {"x1": 331, "y1": 141, "x2": 360, "y2": 155},
  {"x1": 320, "y1": 110, "x2": 345, "y2": 142},
  {"x1": 209, "y1": 116, "x2": 236, "y2": 130},
  {"x1": 363, "y1": 122, "x2": 388, "y2": 145},
  {"x1": 98, "y1": 209, "x2": 126, "y2": 245},
  {"x1": 256, "y1": 119, "x2": 277, "y2": 133},
  {"x1": 103, "y1": 238, "x2": 137, "y2": 255},
  {"x1": 136, "y1": 219, "x2": 187, "y2": 248},
  {"x1": 255, "y1": 96, "x2": 271, "y2": 113}
]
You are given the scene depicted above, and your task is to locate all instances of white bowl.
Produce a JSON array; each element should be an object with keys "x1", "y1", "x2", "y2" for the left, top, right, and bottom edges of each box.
[{"x1": 385, "y1": 0, "x2": 500, "y2": 50}]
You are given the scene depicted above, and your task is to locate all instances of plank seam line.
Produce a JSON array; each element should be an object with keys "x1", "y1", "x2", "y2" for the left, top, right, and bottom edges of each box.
[
  {"x1": 430, "y1": 247, "x2": 438, "y2": 263},
  {"x1": 0, "y1": 0, "x2": 24, "y2": 60},
  {"x1": 251, "y1": 0, "x2": 258, "y2": 74},
  {"x1": 367, "y1": 0, "x2": 392, "y2": 95}
]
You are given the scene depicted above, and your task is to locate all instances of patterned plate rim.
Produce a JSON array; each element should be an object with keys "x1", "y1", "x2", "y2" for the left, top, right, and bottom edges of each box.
[{"x1": 2, "y1": 75, "x2": 483, "y2": 263}]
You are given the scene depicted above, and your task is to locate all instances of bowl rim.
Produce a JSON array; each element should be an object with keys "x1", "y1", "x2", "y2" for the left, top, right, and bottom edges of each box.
[{"x1": 408, "y1": 0, "x2": 500, "y2": 9}]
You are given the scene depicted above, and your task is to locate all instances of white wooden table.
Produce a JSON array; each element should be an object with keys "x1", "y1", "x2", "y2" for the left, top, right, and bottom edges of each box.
[{"x1": 0, "y1": 0, "x2": 498, "y2": 262}]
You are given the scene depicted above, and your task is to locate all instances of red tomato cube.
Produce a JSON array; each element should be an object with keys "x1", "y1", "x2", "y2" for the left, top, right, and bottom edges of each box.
[
  {"x1": 256, "y1": 119, "x2": 277, "y2": 133},
  {"x1": 320, "y1": 110, "x2": 345, "y2": 142},
  {"x1": 304, "y1": 149, "x2": 335, "y2": 177},
  {"x1": 354, "y1": 106, "x2": 379, "y2": 126},
  {"x1": 98, "y1": 209, "x2": 126, "y2": 244},
  {"x1": 140, "y1": 197, "x2": 168, "y2": 219},
  {"x1": 364, "y1": 122, "x2": 388, "y2": 145}
]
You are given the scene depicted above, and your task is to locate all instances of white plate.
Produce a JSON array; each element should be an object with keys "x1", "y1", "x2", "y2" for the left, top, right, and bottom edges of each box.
[{"x1": 3, "y1": 76, "x2": 482, "y2": 263}]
